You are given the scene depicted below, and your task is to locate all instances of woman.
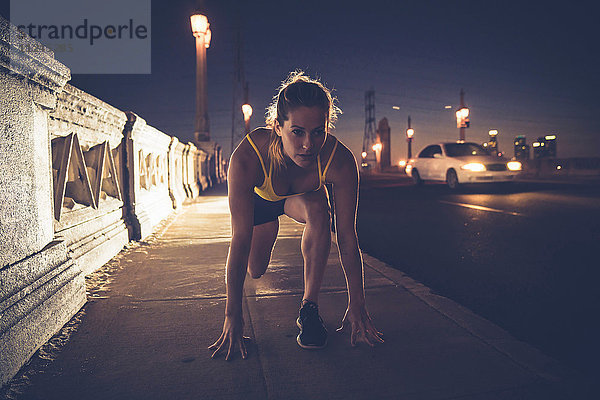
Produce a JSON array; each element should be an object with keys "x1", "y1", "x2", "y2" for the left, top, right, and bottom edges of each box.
[{"x1": 209, "y1": 71, "x2": 383, "y2": 360}]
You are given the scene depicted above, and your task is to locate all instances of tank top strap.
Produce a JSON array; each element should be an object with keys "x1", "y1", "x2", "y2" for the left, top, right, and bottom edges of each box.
[
  {"x1": 321, "y1": 138, "x2": 338, "y2": 181},
  {"x1": 246, "y1": 134, "x2": 269, "y2": 178}
]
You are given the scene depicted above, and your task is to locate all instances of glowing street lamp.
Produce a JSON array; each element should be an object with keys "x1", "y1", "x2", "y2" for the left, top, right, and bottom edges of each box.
[
  {"x1": 191, "y1": 14, "x2": 211, "y2": 46},
  {"x1": 241, "y1": 104, "x2": 253, "y2": 134},
  {"x1": 456, "y1": 108, "x2": 470, "y2": 126},
  {"x1": 190, "y1": 14, "x2": 211, "y2": 142},
  {"x1": 372, "y1": 142, "x2": 382, "y2": 171}
]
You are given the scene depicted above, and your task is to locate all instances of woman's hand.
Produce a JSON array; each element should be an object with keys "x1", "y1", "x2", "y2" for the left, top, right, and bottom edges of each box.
[
  {"x1": 209, "y1": 313, "x2": 250, "y2": 361},
  {"x1": 336, "y1": 303, "x2": 384, "y2": 347}
]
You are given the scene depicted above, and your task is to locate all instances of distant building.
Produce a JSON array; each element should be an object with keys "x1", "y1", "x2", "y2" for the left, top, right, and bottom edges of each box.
[
  {"x1": 514, "y1": 135, "x2": 529, "y2": 160},
  {"x1": 544, "y1": 135, "x2": 557, "y2": 157},
  {"x1": 376, "y1": 117, "x2": 391, "y2": 169},
  {"x1": 532, "y1": 135, "x2": 557, "y2": 159}
]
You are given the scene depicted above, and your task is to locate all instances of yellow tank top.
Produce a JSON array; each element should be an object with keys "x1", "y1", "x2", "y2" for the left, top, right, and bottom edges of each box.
[{"x1": 246, "y1": 133, "x2": 338, "y2": 202}]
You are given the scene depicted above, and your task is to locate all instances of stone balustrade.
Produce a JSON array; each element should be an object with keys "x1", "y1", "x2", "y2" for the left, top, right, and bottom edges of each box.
[
  {"x1": 0, "y1": 15, "x2": 226, "y2": 387},
  {"x1": 123, "y1": 112, "x2": 174, "y2": 240},
  {"x1": 49, "y1": 84, "x2": 130, "y2": 276},
  {"x1": 168, "y1": 136, "x2": 188, "y2": 209}
]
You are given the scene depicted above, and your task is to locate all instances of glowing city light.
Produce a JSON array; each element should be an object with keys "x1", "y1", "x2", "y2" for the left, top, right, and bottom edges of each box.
[
  {"x1": 507, "y1": 161, "x2": 522, "y2": 171},
  {"x1": 241, "y1": 104, "x2": 253, "y2": 121},
  {"x1": 204, "y1": 28, "x2": 212, "y2": 48},
  {"x1": 461, "y1": 163, "x2": 486, "y2": 172},
  {"x1": 190, "y1": 15, "x2": 209, "y2": 37}
]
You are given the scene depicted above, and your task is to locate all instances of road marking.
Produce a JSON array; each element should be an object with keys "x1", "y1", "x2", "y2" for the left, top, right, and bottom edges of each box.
[{"x1": 439, "y1": 200, "x2": 525, "y2": 217}]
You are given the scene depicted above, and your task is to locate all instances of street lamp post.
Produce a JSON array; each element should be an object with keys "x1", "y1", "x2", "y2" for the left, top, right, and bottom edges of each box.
[
  {"x1": 406, "y1": 115, "x2": 414, "y2": 159},
  {"x1": 242, "y1": 104, "x2": 252, "y2": 134},
  {"x1": 190, "y1": 14, "x2": 211, "y2": 142}
]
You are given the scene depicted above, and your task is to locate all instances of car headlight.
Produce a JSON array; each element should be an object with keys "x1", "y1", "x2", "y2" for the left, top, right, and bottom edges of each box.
[
  {"x1": 461, "y1": 163, "x2": 486, "y2": 172},
  {"x1": 507, "y1": 161, "x2": 522, "y2": 171}
]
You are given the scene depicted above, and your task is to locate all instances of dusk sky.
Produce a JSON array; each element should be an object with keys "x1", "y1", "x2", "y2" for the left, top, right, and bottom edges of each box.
[{"x1": 2, "y1": 0, "x2": 599, "y2": 160}]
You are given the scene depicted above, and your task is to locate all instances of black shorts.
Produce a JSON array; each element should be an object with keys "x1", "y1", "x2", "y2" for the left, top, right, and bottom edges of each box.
[{"x1": 253, "y1": 192, "x2": 285, "y2": 226}]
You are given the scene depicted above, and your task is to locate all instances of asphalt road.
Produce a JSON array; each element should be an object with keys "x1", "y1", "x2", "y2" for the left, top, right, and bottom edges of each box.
[{"x1": 356, "y1": 174, "x2": 600, "y2": 378}]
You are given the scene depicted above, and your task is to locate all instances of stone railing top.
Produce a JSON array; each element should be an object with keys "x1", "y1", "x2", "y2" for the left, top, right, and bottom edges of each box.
[
  {"x1": 126, "y1": 112, "x2": 172, "y2": 150},
  {"x1": 187, "y1": 142, "x2": 198, "y2": 152},
  {"x1": 49, "y1": 84, "x2": 127, "y2": 150},
  {"x1": 0, "y1": 15, "x2": 70, "y2": 106}
]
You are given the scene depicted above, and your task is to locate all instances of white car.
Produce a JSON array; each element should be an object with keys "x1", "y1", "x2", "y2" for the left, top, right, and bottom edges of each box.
[{"x1": 406, "y1": 142, "x2": 522, "y2": 189}]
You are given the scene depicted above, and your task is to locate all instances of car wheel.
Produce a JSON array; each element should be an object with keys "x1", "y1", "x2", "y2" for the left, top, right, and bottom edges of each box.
[
  {"x1": 412, "y1": 169, "x2": 423, "y2": 186},
  {"x1": 446, "y1": 169, "x2": 459, "y2": 189}
]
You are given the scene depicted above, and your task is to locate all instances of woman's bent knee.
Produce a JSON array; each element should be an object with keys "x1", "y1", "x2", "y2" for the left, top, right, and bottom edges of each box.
[
  {"x1": 249, "y1": 270, "x2": 264, "y2": 279},
  {"x1": 248, "y1": 259, "x2": 268, "y2": 279}
]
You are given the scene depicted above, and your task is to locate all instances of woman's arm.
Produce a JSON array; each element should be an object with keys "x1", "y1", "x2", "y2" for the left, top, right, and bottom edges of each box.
[
  {"x1": 209, "y1": 140, "x2": 259, "y2": 360},
  {"x1": 329, "y1": 143, "x2": 384, "y2": 347}
]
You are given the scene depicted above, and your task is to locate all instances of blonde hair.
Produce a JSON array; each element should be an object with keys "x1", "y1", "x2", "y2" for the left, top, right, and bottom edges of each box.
[{"x1": 265, "y1": 71, "x2": 341, "y2": 172}]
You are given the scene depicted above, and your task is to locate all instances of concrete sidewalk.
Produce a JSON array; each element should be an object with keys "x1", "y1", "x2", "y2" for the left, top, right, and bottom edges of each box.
[{"x1": 2, "y1": 188, "x2": 595, "y2": 399}]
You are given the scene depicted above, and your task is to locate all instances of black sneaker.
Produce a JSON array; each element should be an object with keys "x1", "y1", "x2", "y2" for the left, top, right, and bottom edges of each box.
[{"x1": 296, "y1": 300, "x2": 327, "y2": 349}]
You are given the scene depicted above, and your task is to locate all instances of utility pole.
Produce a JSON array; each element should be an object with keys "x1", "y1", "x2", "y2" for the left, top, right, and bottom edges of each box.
[
  {"x1": 459, "y1": 89, "x2": 465, "y2": 141},
  {"x1": 362, "y1": 89, "x2": 377, "y2": 170},
  {"x1": 230, "y1": 22, "x2": 247, "y2": 156},
  {"x1": 456, "y1": 89, "x2": 470, "y2": 141},
  {"x1": 406, "y1": 115, "x2": 414, "y2": 159}
]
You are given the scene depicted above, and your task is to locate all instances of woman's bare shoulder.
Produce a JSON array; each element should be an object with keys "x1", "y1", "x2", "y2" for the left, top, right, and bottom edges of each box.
[
  {"x1": 325, "y1": 136, "x2": 358, "y2": 182},
  {"x1": 233, "y1": 128, "x2": 269, "y2": 157},
  {"x1": 248, "y1": 127, "x2": 271, "y2": 147},
  {"x1": 230, "y1": 127, "x2": 271, "y2": 186}
]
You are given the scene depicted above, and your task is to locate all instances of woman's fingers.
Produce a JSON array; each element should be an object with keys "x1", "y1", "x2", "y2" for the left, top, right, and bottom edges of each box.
[
  {"x1": 336, "y1": 311, "x2": 349, "y2": 332},
  {"x1": 366, "y1": 317, "x2": 384, "y2": 338},
  {"x1": 364, "y1": 320, "x2": 384, "y2": 343},
  {"x1": 336, "y1": 316, "x2": 348, "y2": 332},
  {"x1": 345, "y1": 314, "x2": 385, "y2": 348},
  {"x1": 208, "y1": 332, "x2": 224, "y2": 350},
  {"x1": 225, "y1": 336, "x2": 235, "y2": 361},
  {"x1": 211, "y1": 338, "x2": 225, "y2": 359},
  {"x1": 350, "y1": 322, "x2": 358, "y2": 347},
  {"x1": 210, "y1": 331, "x2": 251, "y2": 361},
  {"x1": 355, "y1": 323, "x2": 375, "y2": 347},
  {"x1": 239, "y1": 337, "x2": 248, "y2": 359},
  {"x1": 370, "y1": 330, "x2": 385, "y2": 344}
]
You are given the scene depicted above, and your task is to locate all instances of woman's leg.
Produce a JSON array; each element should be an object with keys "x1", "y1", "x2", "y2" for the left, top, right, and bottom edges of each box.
[
  {"x1": 247, "y1": 219, "x2": 279, "y2": 278},
  {"x1": 284, "y1": 188, "x2": 331, "y2": 303}
]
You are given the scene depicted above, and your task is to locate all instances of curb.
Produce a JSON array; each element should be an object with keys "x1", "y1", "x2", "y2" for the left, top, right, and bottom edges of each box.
[{"x1": 361, "y1": 253, "x2": 577, "y2": 383}]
